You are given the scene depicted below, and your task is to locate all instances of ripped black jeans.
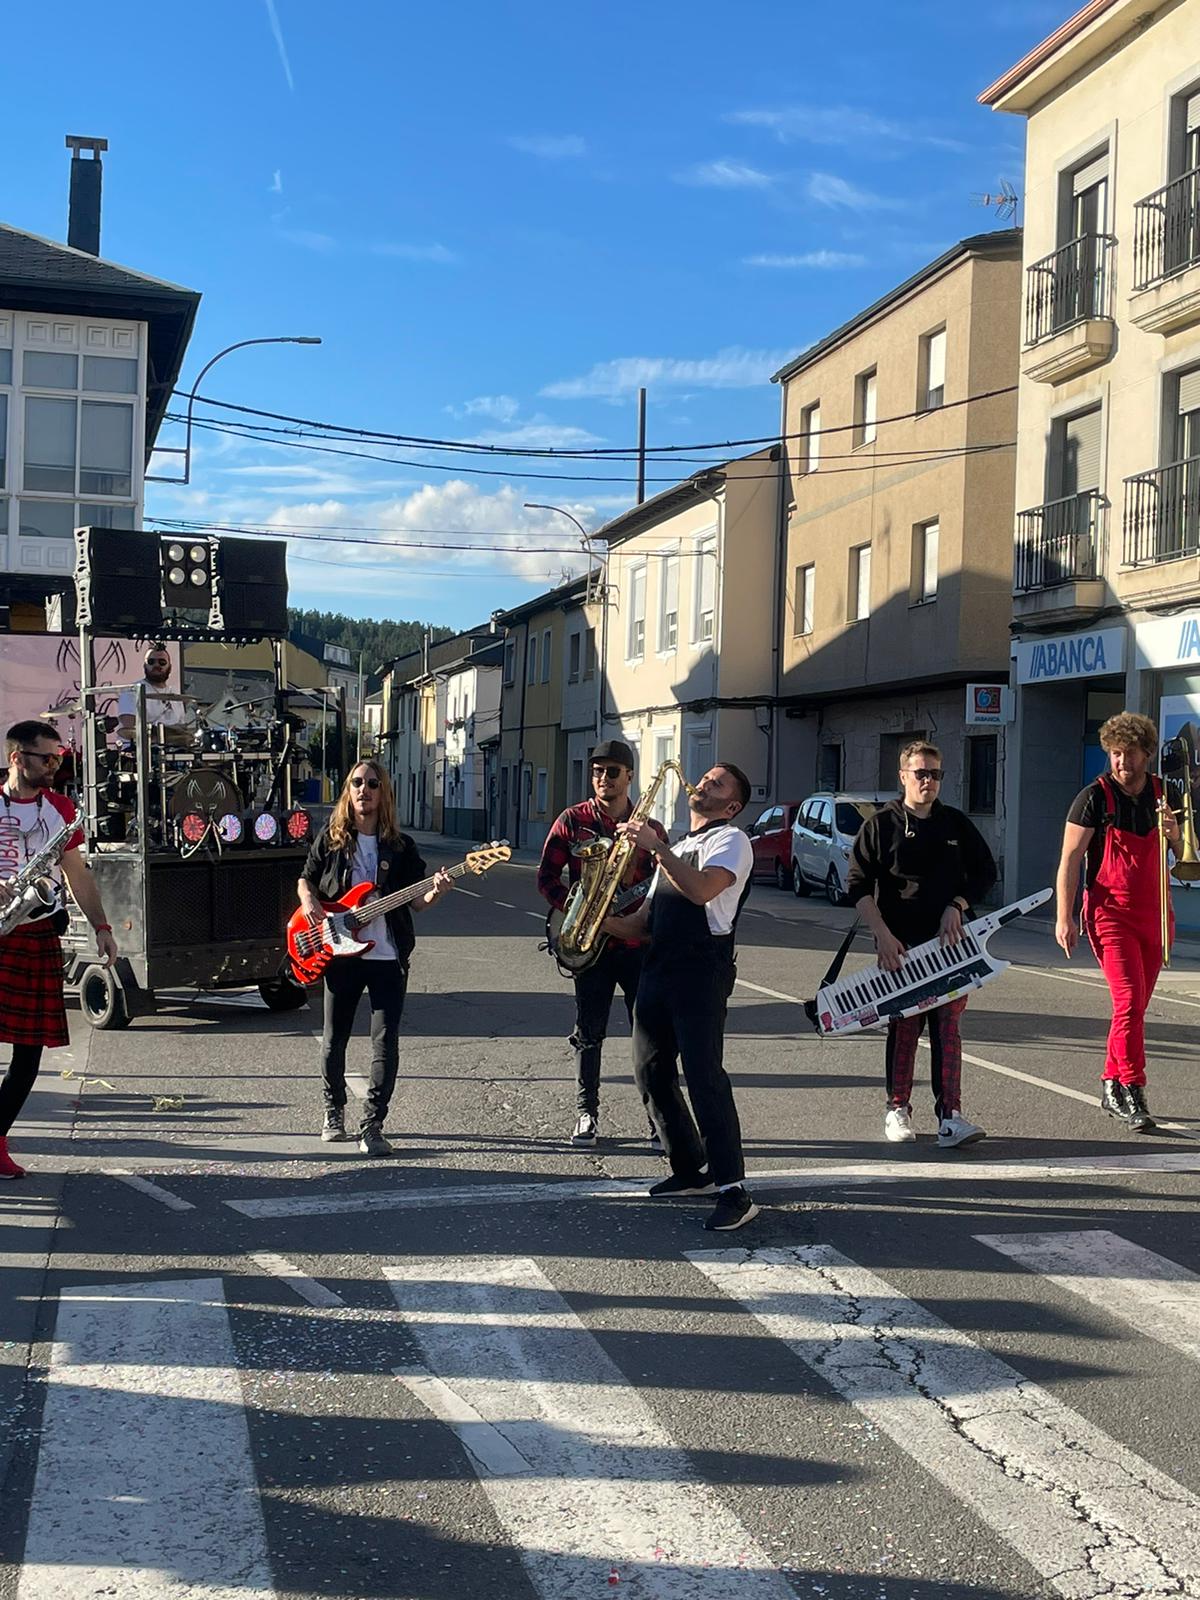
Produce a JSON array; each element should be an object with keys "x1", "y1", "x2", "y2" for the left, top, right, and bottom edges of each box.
[{"x1": 570, "y1": 943, "x2": 644, "y2": 1115}]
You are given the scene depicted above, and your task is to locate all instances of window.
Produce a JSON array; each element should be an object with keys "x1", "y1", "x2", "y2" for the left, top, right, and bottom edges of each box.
[
  {"x1": 854, "y1": 368, "x2": 877, "y2": 447},
  {"x1": 0, "y1": 394, "x2": 6, "y2": 490},
  {"x1": 80, "y1": 402, "x2": 132, "y2": 496},
  {"x1": 568, "y1": 630, "x2": 582, "y2": 683},
  {"x1": 1061, "y1": 149, "x2": 1109, "y2": 245},
  {"x1": 83, "y1": 355, "x2": 138, "y2": 394},
  {"x1": 801, "y1": 402, "x2": 821, "y2": 472},
  {"x1": 540, "y1": 629, "x2": 551, "y2": 683},
  {"x1": 0, "y1": 349, "x2": 11, "y2": 385},
  {"x1": 584, "y1": 630, "x2": 596, "y2": 679},
  {"x1": 651, "y1": 731, "x2": 676, "y2": 826},
  {"x1": 920, "y1": 328, "x2": 946, "y2": 412},
  {"x1": 571, "y1": 758, "x2": 584, "y2": 799},
  {"x1": 794, "y1": 563, "x2": 815, "y2": 635},
  {"x1": 878, "y1": 730, "x2": 926, "y2": 790},
  {"x1": 512, "y1": 766, "x2": 521, "y2": 804},
  {"x1": 24, "y1": 396, "x2": 76, "y2": 492},
  {"x1": 658, "y1": 551, "x2": 679, "y2": 651},
  {"x1": 504, "y1": 639, "x2": 516, "y2": 685},
  {"x1": 627, "y1": 562, "x2": 647, "y2": 658},
  {"x1": 24, "y1": 352, "x2": 78, "y2": 389},
  {"x1": 819, "y1": 743, "x2": 843, "y2": 791},
  {"x1": 526, "y1": 633, "x2": 537, "y2": 685},
  {"x1": 535, "y1": 769, "x2": 548, "y2": 815},
  {"x1": 1049, "y1": 405, "x2": 1102, "y2": 498},
  {"x1": 850, "y1": 544, "x2": 871, "y2": 621},
  {"x1": 18, "y1": 499, "x2": 75, "y2": 539},
  {"x1": 694, "y1": 535, "x2": 716, "y2": 642},
  {"x1": 968, "y1": 735, "x2": 998, "y2": 814},
  {"x1": 913, "y1": 519, "x2": 939, "y2": 603}
]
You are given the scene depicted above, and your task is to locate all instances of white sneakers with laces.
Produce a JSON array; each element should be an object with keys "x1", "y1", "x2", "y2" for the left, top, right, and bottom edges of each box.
[
  {"x1": 936, "y1": 1113, "x2": 986, "y2": 1149},
  {"x1": 884, "y1": 1106, "x2": 916, "y2": 1142}
]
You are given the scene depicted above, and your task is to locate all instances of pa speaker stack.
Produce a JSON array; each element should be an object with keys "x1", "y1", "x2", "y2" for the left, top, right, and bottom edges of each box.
[
  {"x1": 210, "y1": 538, "x2": 289, "y2": 636},
  {"x1": 74, "y1": 527, "x2": 164, "y2": 634}
]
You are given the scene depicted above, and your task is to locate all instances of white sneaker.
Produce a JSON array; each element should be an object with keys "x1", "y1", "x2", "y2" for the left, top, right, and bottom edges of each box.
[
  {"x1": 937, "y1": 1113, "x2": 986, "y2": 1150},
  {"x1": 884, "y1": 1106, "x2": 916, "y2": 1143},
  {"x1": 571, "y1": 1112, "x2": 598, "y2": 1147}
]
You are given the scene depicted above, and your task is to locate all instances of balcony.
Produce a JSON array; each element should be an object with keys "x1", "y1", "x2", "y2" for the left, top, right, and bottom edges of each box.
[
  {"x1": 1124, "y1": 457, "x2": 1200, "y2": 568},
  {"x1": 1022, "y1": 234, "x2": 1116, "y2": 384},
  {"x1": 1130, "y1": 168, "x2": 1200, "y2": 335},
  {"x1": 1013, "y1": 490, "x2": 1107, "y2": 623}
]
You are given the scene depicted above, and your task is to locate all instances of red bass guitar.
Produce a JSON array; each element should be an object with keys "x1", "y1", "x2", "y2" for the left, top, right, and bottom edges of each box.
[{"x1": 287, "y1": 840, "x2": 511, "y2": 985}]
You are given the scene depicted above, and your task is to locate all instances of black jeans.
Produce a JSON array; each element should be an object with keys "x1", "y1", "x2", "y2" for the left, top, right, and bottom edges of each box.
[
  {"x1": 0, "y1": 1045, "x2": 43, "y2": 1137},
  {"x1": 570, "y1": 943, "x2": 644, "y2": 1115},
  {"x1": 632, "y1": 951, "x2": 745, "y2": 1187},
  {"x1": 321, "y1": 959, "x2": 408, "y2": 1129}
]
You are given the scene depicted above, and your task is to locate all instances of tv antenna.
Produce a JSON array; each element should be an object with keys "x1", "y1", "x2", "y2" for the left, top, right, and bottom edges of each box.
[{"x1": 973, "y1": 178, "x2": 1020, "y2": 222}]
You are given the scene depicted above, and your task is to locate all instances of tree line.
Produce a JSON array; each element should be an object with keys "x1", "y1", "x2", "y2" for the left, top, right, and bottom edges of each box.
[{"x1": 288, "y1": 609, "x2": 454, "y2": 669}]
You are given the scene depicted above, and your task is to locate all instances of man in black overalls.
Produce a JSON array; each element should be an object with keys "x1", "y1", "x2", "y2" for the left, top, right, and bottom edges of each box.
[{"x1": 602, "y1": 762, "x2": 757, "y2": 1231}]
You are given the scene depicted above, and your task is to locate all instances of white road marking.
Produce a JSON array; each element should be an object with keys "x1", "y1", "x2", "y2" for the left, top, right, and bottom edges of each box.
[
  {"x1": 1023, "y1": 962, "x2": 1200, "y2": 1010},
  {"x1": 456, "y1": 887, "x2": 482, "y2": 897},
  {"x1": 248, "y1": 1252, "x2": 346, "y2": 1308},
  {"x1": 690, "y1": 1246, "x2": 1200, "y2": 1598},
  {"x1": 103, "y1": 1169, "x2": 195, "y2": 1212},
  {"x1": 385, "y1": 1256, "x2": 793, "y2": 1597},
  {"x1": 494, "y1": 900, "x2": 515, "y2": 909},
  {"x1": 346, "y1": 1073, "x2": 371, "y2": 1099},
  {"x1": 525, "y1": 911, "x2": 544, "y2": 920},
  {"x1": 974, "y1": 1229, "x2": 1200, "y2": 1364},
  {"x1": 222, "y1": 1148, "x2": 1200, "y2": 1219},
  {"x1": 18, "y1": 1277, "x2": 274, "y2": 1600},
  {"x1": 395, "y1": 1366, "x2": 534, "y2": 1476}
]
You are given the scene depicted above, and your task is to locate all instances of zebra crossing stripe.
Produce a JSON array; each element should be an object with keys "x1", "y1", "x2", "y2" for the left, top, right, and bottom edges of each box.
[
  {"x1": 17, "y1": 1277, "x2": 275, "y2": 1600},
  {"x1": 689, "y1": 1246, "x2": 1200, "y2": 1599},
  {"x1": 384, "y1": 1256, "x2": 794, "y2": 1598},
  {"x1": 974, "y1": 1228, "x2": 1200, "y2": 1364}
]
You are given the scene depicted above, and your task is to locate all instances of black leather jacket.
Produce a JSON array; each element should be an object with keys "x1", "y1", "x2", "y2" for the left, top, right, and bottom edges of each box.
[{"x1": 302, "y1": 825, "x2": 426, "y2": 964}]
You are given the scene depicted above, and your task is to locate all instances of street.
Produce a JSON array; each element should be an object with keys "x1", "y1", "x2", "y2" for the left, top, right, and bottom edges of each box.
[{"x1": 3, "y1": 839, "x2": 1200, "y2": 1600}]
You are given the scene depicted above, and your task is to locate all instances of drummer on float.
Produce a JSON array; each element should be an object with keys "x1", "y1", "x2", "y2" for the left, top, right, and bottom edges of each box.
[{"x1": 116, "y1": 645, "x2": 192, "y2": 742}]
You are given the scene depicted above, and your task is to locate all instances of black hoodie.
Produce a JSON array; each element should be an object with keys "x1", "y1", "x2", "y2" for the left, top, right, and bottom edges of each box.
[{"x1": 846, "y1": 798, "x2": 997, "y2": 947}]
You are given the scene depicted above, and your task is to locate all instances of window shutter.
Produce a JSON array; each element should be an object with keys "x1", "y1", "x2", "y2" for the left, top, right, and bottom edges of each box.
[
  {"x1": 927, "y1": 330, "x2": 946, "y2": 393},
  {"x1": 1073, "y1": 153, "x2": 1109, "y2": 195},
  {"x1": 1177, "y1": 366, "x2": 1200, "y2": 415},
  {"x1": 1186, "y1": 91, "x2": 1200, "y2": 135},
  {"x1": 1063, "y1": 407, "x2": 1103, "y2": 494}
]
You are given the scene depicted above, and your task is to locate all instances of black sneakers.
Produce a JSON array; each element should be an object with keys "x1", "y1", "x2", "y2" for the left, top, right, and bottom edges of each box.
[
  {"x1": 704, "y1": 1187, "x2": 759, "y2": 1231},
  {"x1": 358, "y1": 1123, "x2": 394, "y2": 1158},
  {"x1": 321, "y1": 1109, "x2": 347, "y2": 1142},
  {"x1": 648, "y1": 1171, "x2": 716, "y2": 1197}
]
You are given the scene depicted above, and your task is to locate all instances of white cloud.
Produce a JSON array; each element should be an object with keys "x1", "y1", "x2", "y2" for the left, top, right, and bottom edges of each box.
[
  {"x1": 277, "y1": 231, "x2": 458, "y2": 263},
  {"x1": 677, "y1": 159, "x2": 775, "y2": 190},
  {"x1": 508, "y1": 134, "x2": 588, "y2": 160},
  {"x1": 541, "y1": 346, "x2": 793, "y2": 401},
  {"x1": 472, "y1": 421, "x2": 602, "y2": 450},
  {"x1": 743, "y1": 249, "x2": 867, "y2": 269},
  {"x1": 806, "y1": 172, "x2": 903, "y2": 212},
  {"x1": 269, "y1": 170, "x2": 283, "y2": 194},
  {"x1": 371, "y1": 241, "x2": 458, "y2": 264},
  {"x1": 262, "y1": 0, "x2": 295, "y2": 92},
  {"x1": 456, "y1": 395, "x2": 521, "y2": 423},
  {"x1": 727, "y1": 105, "x2": 969, "y2": 154},
  {"x1": 279, "y1": 227, "x2": 339, "y2": 253}
]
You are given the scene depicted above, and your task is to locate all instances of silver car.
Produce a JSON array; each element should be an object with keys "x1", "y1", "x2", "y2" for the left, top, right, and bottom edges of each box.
[{"x1": 791, "y1": 792, "x2": 891, "y2": 904}]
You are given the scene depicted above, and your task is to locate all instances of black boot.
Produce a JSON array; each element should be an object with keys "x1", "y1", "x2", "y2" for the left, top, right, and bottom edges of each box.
[
  {"x1": 1101, "y1": 1080, "x2": 1131, "y2": 1121},
  {"x1": 1125, "y1": 1084, "x2": 1156, "y2": 1133}
]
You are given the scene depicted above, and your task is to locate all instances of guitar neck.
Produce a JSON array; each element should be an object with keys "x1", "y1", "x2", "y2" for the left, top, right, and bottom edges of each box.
[{"x1": 353, "y1": 860, "x2": 471, "y2": 923}]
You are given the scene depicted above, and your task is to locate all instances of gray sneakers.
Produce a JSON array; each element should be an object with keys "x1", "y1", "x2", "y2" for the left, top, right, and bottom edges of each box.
[
  {"x1": 321, "y1": 1109, "x2": 348, "y2": 1142},
  {"x1": 358, "y1": 1123, "x2": 394, "y2": 1158}
]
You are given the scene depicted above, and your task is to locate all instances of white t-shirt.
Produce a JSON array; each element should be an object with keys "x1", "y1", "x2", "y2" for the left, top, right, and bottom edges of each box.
[
  {"x1": 0, "y1": 790, "x2": 82, "y2": 895},
  {"x1": 647, "y1": 822, "x2": 753, "y2": 935},
  {"x1": 351, "y1": 833, "x2": 399, "y2": 962},
  {"x1": 117, "y1": 685, "x2": 187, "y2": 727}
]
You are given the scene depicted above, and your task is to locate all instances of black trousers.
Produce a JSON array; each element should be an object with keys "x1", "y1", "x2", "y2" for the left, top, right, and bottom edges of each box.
[
  {"x1": 570, "y1": 943, "x2": 644, "y2": 1114},
  {"x1": 0, "y1": 1045, "x2": 43, "y2": 1137},
  {"x1": 632, "y1": 951, "x2": 745, "y2": 1187},
  {"x1": 321, "y1": 958, "x2": 408, "y2": 1128}
]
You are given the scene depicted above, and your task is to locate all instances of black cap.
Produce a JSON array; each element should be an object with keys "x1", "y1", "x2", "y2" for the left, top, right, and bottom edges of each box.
[{"x1": 590, "y1": 739, "x2": 636, "y2": 770}]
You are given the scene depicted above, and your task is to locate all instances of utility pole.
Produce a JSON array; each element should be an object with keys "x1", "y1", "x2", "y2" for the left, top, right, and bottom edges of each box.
[
  {"x1": 356, "y1": 650, "x2": 365, "y2": 760},
  {"x1": 636, "y1": 387, "x2": 647, "y2": 505}
]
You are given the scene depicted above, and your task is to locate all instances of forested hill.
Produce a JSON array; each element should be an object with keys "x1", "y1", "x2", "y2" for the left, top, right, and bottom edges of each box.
[{"x1": 288, "y1": 609, "x2": 454, "y2": 668}]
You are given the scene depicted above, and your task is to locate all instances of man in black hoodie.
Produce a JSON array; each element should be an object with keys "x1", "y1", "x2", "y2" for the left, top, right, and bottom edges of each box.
[{"x1": 846, "y1": 740, "x2": 997, "y2": 1148}]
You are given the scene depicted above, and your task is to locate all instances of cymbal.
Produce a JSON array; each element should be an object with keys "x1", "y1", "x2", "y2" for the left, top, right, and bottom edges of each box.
[{"x1": 43, "y1": 700, "x2": 84, "y2": 717}]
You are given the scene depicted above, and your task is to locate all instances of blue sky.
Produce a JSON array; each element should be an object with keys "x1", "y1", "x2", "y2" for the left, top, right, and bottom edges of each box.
[{"x1": 3, "y1": 1, "x2": 1064, "y2": 629}]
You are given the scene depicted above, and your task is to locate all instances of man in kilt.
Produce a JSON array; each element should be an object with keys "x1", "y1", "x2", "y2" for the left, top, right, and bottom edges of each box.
[{"x1": 0, "y1": 721, "x2": 117, "y2": 1179}]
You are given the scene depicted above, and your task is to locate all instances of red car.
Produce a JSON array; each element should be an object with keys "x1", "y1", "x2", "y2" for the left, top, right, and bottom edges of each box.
[{"x1": 746, "y1": 801, "x2": 803, "y2": 889}]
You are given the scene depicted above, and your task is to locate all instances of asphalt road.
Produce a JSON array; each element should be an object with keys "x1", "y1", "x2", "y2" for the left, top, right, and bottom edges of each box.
[{"x1": 3, "y1": 839, "x2": 1200, "y2": 1600}]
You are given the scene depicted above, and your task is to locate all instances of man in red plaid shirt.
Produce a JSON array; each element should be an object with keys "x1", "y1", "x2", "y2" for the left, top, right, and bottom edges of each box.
[{"x1": 537, "y1": 740, "x2": 668, "y2": 1147}]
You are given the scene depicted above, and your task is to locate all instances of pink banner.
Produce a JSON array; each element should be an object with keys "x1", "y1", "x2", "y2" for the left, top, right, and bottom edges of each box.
[{"x1": 0, "y1": 634, "x2": 181, "y2": 748}]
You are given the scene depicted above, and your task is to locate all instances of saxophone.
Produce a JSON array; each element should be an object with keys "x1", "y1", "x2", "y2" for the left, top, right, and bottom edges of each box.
[
  {"x1": 554, "y1": 759, "x2": 696, "y2": 970},
  {"x1": 0, "y1": 810, "x2": 85, "y2": 940}
]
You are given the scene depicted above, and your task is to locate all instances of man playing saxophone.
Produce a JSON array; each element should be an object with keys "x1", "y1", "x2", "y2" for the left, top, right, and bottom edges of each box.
[
  {"x1": 538, "y1": 740, "x2": 668, "y2": 1147},
  {"x1": 0, "y1": 721, "x2": 117, "y2": 1180}
]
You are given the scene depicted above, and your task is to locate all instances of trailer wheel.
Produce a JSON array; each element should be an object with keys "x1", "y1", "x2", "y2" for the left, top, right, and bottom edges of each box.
[
  {"x1": 79, "y1": 964, "x2": 132, "y2": 1030},
  {"x1": 258, "y1": 977, "x2": 310, "y2": 1012}
]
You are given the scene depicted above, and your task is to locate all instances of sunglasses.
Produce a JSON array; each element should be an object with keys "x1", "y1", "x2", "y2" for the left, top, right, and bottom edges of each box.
[
  {"x1": 18, "y1": 749, "x2": 63, "y2": 766},
  {"x1": 591, "y1": 765, "x2": 625, "y2": 780},
  {"x1": 906, "y1": 768, "x2": 944, "y2": 782},
  {"x1": 350, "y1": 776, "x2": 381, "y2": 790}
]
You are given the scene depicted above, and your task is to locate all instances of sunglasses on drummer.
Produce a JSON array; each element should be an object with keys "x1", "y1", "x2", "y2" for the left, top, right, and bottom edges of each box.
[
  {"x1": 591, "y1": 764, "x2": 625, "y2": 780},
  {"x1": 350, "y1": 776, "x2": 381, "y2": 790}
]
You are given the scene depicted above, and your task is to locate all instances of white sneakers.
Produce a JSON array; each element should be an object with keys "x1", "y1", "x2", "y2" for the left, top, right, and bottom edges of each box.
[
  {"x1": 884, "y1": 1106, "x2": 986, "y2": 1148},
  {"x1": 884, "y1": 1106, "x2": 916, "y2": 1142}
]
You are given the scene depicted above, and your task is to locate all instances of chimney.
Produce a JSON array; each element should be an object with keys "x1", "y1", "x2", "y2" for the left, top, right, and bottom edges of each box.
[{"x1": 65, "y1": 135, "x2": 107, "y2": 256}]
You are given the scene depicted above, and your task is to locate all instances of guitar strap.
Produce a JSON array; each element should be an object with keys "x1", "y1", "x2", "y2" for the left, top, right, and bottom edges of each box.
[{"x1": 803, "y1": 923, "x2": 859, "y2": 1031}]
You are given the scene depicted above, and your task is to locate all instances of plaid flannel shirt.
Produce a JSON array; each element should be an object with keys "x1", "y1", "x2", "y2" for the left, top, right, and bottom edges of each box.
[{"x1": 536, "y1": 799, "x2": 668, "y2": 941}]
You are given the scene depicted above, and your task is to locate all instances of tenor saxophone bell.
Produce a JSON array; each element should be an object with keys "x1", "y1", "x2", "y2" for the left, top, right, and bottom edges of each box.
[{"x1": 1165, "y1": 737, "x2": 1200, "y2": 882}]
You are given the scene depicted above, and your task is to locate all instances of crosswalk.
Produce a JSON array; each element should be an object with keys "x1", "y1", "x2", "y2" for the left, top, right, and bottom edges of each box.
[{"x1": 11, "y1": 1229, "x2": 1200, "y2": 1598}]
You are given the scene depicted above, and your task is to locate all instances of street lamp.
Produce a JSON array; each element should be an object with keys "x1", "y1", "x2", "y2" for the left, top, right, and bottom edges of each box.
[
  {"x1": 524, "y1": 502, "x2": 603, "y2": 599},
  {"x1": 147, "y1": 335, "x2": 322, "y2": 484}
]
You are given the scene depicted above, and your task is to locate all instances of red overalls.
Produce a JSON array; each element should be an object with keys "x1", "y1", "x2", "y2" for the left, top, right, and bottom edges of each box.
[{"x1": 1082, "y1": 775, "x2": 1171, "y2": 1088}]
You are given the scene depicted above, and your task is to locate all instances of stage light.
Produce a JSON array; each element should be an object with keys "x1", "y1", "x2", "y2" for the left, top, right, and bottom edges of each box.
[
  {"x1": 161, "y1": 536, "x2": 214, "y2": 611},
  {"x1": 180, "y1": 812, "x2": 207, "y2": 844},
  {"x1": 253, "y1": 812, "x2": 279, "y2": 844},
  {"x1": 217, "y1": 813, "x2": 243, "y2": 845},
  {"x1": 284, "y1": 808, "x2": 312, "y2": 843}
]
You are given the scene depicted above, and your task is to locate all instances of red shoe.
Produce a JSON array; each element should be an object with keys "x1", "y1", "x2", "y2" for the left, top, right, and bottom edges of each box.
[{"x1": 0, "y1": 1137, "x2": 26, "y2": 1179}]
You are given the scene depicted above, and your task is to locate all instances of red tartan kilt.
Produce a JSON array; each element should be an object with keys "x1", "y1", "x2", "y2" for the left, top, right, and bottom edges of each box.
[{"x1": 0, "y1": 921, "x2": 69, "y2": 1048}]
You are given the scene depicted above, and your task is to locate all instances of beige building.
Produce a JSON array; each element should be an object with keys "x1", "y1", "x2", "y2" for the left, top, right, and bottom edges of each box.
[
  {"x1": 775, "y1": 233, "x2": 1022, "y2": 867},
  {"x1": 982, "y1": 0, "x2": 1200, "y2": 912},
  {"x1": 597, "y1": 450, "x2": 780, "y2": 835}
]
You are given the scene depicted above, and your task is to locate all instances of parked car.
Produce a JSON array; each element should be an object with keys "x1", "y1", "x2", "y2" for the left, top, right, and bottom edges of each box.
[
  {"x1": 791, "y1": 792, "x2": 892, "y2": 904},
  {"x1": 745, "y1": 801, "x2": 803, "y2": 889}
]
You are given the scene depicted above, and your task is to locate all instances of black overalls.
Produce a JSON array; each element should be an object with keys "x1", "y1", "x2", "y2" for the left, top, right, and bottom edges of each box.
[{"x1": 631, "y1": 824, "x2": 750, "y2": 1187}]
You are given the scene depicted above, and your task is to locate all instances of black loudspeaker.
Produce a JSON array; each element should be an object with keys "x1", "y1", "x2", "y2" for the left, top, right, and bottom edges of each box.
[
  {"x1": 210, "y1": 537, "x2": 289, "y2": 635},
  {"x1": 74, "y1": 527, "x2": 164, "y2": 633}
]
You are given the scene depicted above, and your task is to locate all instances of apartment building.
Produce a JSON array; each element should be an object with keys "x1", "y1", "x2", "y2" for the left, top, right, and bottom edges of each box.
[
  {"x1": 597, "y1": 449, "x2": 780, "y2": 835},
  {"x1": 982, "y1": 0, "x2": 1200, "y2": 914},
  {"x1": 775, "y1": 233, "x2": 1022, "y2": 869},
  {"x1": 380, "y1": 627, "x2": 494, "y2": 830},
  {"x1": 441, "y1": 638, "x2": 502, "y2": 840}
]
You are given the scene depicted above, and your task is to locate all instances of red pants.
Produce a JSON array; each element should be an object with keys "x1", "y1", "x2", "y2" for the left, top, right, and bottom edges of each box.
[
  {"x1": 885, "y1": 996, "x2": 968, "y2": 1119},
  {"x1": 1085, "y1": 915, "x2": 1160, "y2": 1087}
]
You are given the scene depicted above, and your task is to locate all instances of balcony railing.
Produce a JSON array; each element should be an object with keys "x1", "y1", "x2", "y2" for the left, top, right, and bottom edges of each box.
[
  {"x1": 1025, "y1": 234, "x2": 1116, "y2": 345},
  {"x1": 1124, "y1": 456, "x2": 1200, "y2": 566},
  {"x1": 1132, "y1": 167, "x2": 1200, "y2": 290},
  {"x1": 1015, "y1": 490, "x2": 1103, "y2": 592}
]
